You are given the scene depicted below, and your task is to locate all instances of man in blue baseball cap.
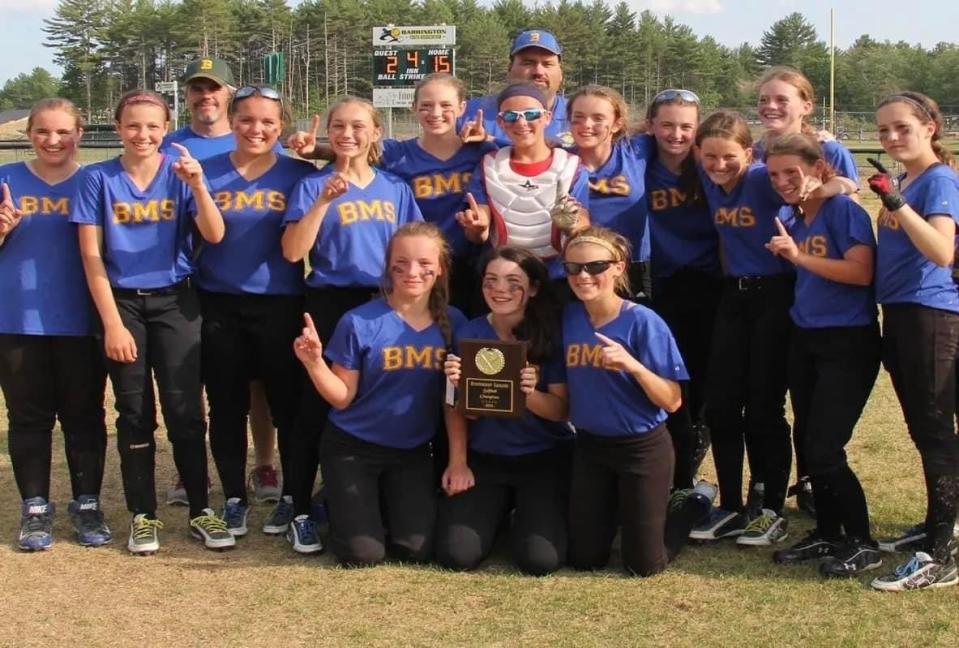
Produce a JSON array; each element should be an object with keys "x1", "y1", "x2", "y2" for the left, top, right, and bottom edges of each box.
[{"x1": 459, "y1": 29, "x2": 571, "y2": 147}]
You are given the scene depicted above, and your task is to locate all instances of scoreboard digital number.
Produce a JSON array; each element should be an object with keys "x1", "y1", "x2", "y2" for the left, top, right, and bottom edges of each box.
[{"x1": 373, "y1": 48, "x2": 454, "y2": 86}]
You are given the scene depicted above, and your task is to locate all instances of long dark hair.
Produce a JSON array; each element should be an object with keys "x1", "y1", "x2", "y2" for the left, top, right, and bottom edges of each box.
[{"x1": 479, "y1": 246, "x2": 561, "y2": 365}]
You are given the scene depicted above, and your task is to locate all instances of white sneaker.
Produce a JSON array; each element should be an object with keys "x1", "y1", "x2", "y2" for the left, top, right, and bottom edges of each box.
[{"x1": 736, "y1": 508, "x2": 788, "y2": 546}]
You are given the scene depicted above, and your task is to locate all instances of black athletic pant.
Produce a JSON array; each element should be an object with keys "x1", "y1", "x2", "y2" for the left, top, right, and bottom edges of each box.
[
  {"x1": 568, "y1": 426, "x2": 706, "y2": 577},
  {"x1": 200, "y1": 291, "x2": 303, "y2": 505},
  {"x1": 652, "y1": 268, "x2": 722, "y2": 488},
  {"x1": 0, "y1": 334, "x2": 107, "y2": 501},
  {"x1": 882, "y1": 304, "x2": 959, "y2": 562},
  {"x1": 788, "y1": 324, "x2": 880, "y2": 541},
  {"x1": 705, "y1": 275, "x2": 793, "y2": 515},
  {"x1": 435, "y1": 445, "x2": 572, "y2": 576},
  {"x1": 319, "y1": 424, "x2": 436, "y2": 566},
  {"x1": 291, "y1": 285, "x2": 377, "y2": 515},
  {"x1": 109, "y1": 285, "x2": 208, "y2": 518}
]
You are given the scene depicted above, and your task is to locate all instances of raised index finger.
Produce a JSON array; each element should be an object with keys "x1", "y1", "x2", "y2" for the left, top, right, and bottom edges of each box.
[
  {"x1": 774, "y1": 217, "x2": 789, "y2": 237},
  {"x1": 594, "y1": 332, "x2": 618, "y2": 347},
  {"x1": 1, "y1": 182, "x2": 11, "y2": 206},
  {"x1": 303, "y1": 312, "x2": 318, "y2": 334},
  {"x1": 866, "y1": 157, "x2": 889, "y2": 175},
  {"x1": 309, "y1": 114, "x2": 321, "y2": 136},
  {"x1": 170, "y1": 142, "x2": 192, "y2": 159},
  {"x1": 475, "y1": 109, "x2": 483, "y2": 125},
  {"x1": 466, "y1": 192, "x2": 480, "y2": 212}
]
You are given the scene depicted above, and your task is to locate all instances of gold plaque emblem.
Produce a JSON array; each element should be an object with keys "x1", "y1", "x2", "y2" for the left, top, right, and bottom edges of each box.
[
  {"x1": 474, "y1": 347, "x2": 506, "y2": 376},
  {"x1": 200, "y1": 59, "x2": 213, "y2": 70}
]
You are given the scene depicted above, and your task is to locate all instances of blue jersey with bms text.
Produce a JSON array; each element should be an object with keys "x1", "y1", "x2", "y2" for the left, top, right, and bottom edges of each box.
[
  {"x1": 788, "y1": 195, "x2": 877, "y2": 328},
  {"x1": 563, "y1": 300, "x2": 687, "y2": 437},
  {"x1": 325, "y1": 298, "x2": 466, "y2": 449},
  {"x1": 645, "y1": 158, "x2": 720, "y2": 281},
  {"x1": 700, "y1": 163, "x2": 793, "y2": 277},
  {"x1": 69, "y1": 156, "x2": 197, "y2": 290},
  {"x1": 197, "y1": 154, "x2": 314, "y2": 295},
  {"x1": 284, "y1": 168, "x2": 423, "y2": 289},
  {"x1": 454, "y1": 316, "x2": 571, "y2": 456},
  {"x1": 0, "y1": 162, "x2": 94, "y2": 336},
  {"x1": 380, "y1": 138, "x2": 496, "y2": 258},
  {"x1": 876, "y1": 163, "x2": 959, "y2": 311}
]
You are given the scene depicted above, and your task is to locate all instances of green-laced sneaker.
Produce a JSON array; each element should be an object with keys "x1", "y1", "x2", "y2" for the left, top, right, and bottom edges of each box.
[
  {"x1": 189, "y1": 508, "x2": 236, "y2": 550},
  {"x1": 736, "y1": 508, "x2": 788, "y2": 546},
  {"x1": 128, "y1": 514, "x2": 163, "y2": 555}
]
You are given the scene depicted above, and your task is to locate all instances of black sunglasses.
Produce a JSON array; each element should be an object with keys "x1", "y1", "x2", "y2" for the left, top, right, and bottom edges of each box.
[
  {"x1": 651, "y1": 89, "x2": 700, "y2": 105},
  {"x1": 563, "y1": 260, "x2": 615, "y2": 276},
  {"x1": 234, "y1": 85, "x2": 282, "y2": 102}
]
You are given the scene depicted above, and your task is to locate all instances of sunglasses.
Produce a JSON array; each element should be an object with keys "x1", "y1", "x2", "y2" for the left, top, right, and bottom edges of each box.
[
  {"x1": 234, "y1": 85, "x2": 282, "y2": 102},
  {"x1": 562, "y1": 260, "x2": 615, "y2": 276},
  {"x1": 498, "y1": 108, "x2": 545, "y2": 123},
  {"x1": 651, "y1": 89, "x2": 700, "y2": 105}
]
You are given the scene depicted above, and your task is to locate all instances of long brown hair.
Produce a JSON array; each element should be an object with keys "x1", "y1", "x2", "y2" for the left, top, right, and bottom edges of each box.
[
  {"x1": 567, "y1": 84, "x2": 629, "y2": 143},
  {"x1": 382, "y1": 222, "x2": 453, "y2": 345},
  {"x1": 878, "y1": 91, "x2": 956, "y2": 169},
  {"x1": 326, "y1": 96, "x2": 383, "y2": 166},
  {"x1": 695, "y1": 110, "x2": 753, "y2": 151},
  {"x1": 479, "y1": 246, "x2": 561, "y2": 365},
  {"x1": 757, "y1": 66, "x2": 817, "y2": 136},
  {"x1": 27, "y1": 98, "x2": 84, "y2": 132}
]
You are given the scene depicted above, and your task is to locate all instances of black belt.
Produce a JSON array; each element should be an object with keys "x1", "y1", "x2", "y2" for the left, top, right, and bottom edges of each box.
[
  {"x1": 725, "y1": 274, "x2": 792, "y2": 292},
  {"x1": 114, "y1": 278, "x2": 191, "y2": 297}
]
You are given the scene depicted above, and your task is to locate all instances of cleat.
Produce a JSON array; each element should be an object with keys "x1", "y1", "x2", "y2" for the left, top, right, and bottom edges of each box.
[
  {"x1": 737, "y1": 508, "x2": 788, "y2": 546},
  {"x1": 820, "y1": 539, "x2": 882, "y2": 578},
  {"x1": 871, "y1": 552, "x2": 958, "y2": 591},
  {"x1": 249, "y1": 465, "x2": 281, "y2": 504},
  {"x1": 223, "y1": 498, "x2": 250, "y2": 537},
  {"x1": 263, "y1": 495, "x2": 294, "y2": 535},
  {"x1": 190, "y1": 508, "x2": 236, "y2": 550},
  {"x1": 68, "y1": 495, "x2": 112, "y2": 547},
  {"x1": 128, "y1": 514, "x2": 163, "y2": 555},
  {"x1": 17, "y1": 497, "x2": 54, "y2": 552},
  {"x1": 690, "y1": 507, "x2": 748, "y2": 541},
  {"x1": 286, "y1": 514, "x2": 323, "y2": 554},
  {"x1": 773, "y1": 530, "x2": 839, "y2": 564}
]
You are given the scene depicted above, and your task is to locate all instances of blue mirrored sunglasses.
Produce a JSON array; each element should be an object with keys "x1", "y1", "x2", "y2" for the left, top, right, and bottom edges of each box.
[
  {"x1": 651, "y1": 89, "x2": 700, "y2": 105},
  {"x1": 498, "y1": 108, "x2": 545, "y2": 123}
]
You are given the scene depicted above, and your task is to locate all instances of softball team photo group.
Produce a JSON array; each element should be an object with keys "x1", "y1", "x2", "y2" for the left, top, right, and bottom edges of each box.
[{"x1": 2, "y1": 28, "x2": 959, "y2": 594}]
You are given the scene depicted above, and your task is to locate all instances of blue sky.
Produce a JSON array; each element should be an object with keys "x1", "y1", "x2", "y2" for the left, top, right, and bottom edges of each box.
[{"x1": 2, "y1": 0, "x2": 957, "y2": 85}]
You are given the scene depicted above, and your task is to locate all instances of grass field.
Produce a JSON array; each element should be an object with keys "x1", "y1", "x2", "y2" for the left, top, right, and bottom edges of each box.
[{"x1": 1, "y1": 173, "x2": 957, "y2": 645}]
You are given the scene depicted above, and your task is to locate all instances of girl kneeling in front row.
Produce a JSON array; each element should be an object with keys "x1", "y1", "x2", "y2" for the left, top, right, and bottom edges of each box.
[
  {"x1": 294, "y1": 222, "x2": 464, "y2": 566},
  {"x1": 563, "y1": 227, "x2": 713, "y2": 576}
]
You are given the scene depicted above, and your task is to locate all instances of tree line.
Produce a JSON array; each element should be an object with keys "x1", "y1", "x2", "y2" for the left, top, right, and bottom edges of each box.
[{"x1": 17, "y1": 0, "x2": 959, "y2": 124}]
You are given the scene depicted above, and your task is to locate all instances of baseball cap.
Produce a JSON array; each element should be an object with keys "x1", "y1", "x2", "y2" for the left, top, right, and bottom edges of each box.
[
  {"x1": 510, "y1": 30, "x2": 562, "y2": 58},
  {"x1": 181, "y1": 58, "x2": 235, "y2": 88}
]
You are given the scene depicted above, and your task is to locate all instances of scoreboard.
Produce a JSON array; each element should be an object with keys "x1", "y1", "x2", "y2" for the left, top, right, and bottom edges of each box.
[{"x1": 373, "y1": 48, "x2": 454, "y2": 87}]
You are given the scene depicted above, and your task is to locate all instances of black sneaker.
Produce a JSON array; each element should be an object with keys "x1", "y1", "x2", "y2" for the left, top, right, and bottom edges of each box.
[
  {"x1": 820, "y1": 539, "x2": 882, "y2": 578},
  {"x1": 772, "y1": 530, "x2": 840, "y2": 564},
  {"x1": 788, "y1": 477, "x2": 816, "y2": 518}
]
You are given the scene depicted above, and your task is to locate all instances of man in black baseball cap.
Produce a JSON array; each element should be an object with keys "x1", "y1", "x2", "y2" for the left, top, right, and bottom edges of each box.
[{"x1": 459, "y1": 30, "x2": 570, "y2": 146}]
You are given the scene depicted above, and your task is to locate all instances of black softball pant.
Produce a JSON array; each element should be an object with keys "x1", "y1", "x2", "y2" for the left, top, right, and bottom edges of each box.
[
  {"x1": 0, "y1": 334, "x2": 107, "y2": 501},
  {"x1": 435, "y1": 444, "x2": 572, "y2": 576},
  {"x1": 788, "y1": 324, "x2": 880, "y2": 540},
  {"x1": 290, "y1": 285, "x2": 377, "y2": 515},
  {"x1": 705, "y1": 276, "x2": 793, "y2": 514},
  {"x1": 652, "y1": 268, "x2": 722, "y2": 488},
  {"x1": 109, "y1": 285, "x2": 208, "y2": 518},
  {"x1": 319, "y1": 424, "x2": 436, "y2": 566},
  {"x1": 200, "y1": 291, "x2": 303, "y2": 505},
  {"x1": 569, "y1": 426, "x2": 705, "y2": 577},
  {"x1": 882, "y1": 303, "x2": 959, "y2": 561}
]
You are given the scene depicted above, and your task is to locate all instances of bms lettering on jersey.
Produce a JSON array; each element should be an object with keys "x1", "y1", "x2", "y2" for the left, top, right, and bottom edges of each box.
[
  {"x1": 714, "y1": 206, "x2": 756, "y2": 227},
  {"x1": 412, "y1": 172, "x2": 471, "y2": 199},
  {"x1": 566, "y1": 343, "x2": 604, "y2": 368},
  {"x1": 589, "y1": 175, "x2": 631, "y2": 196},
  {"x1": 338, "y1": 199, "x2": 396, "y2": 225},
  {"x1": 797, "y1": 234, "x2": 828, "y2": 257},
  {"x1": 649, "y1": 188, "x2": 687, "y2": 211},
  {"x1": 213, "y1": 190, "x2": 286, "y2": 212},
  {"x1": 112, "y1": 199, "x2": 176, "y2": 224},
  {"x1": 382, "y1": 345, "x2": 447, "y2": 371},
  {"x1": 877, "y1": 208, "x2": 900, "y2": 231},
  {"x1": 17, "y1": 195, "x2": 70, "y2": 216}
]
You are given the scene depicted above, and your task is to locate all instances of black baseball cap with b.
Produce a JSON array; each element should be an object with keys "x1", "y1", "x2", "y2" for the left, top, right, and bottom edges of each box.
[{"x1": 181, "y1": 58, "x2": 235, "y2": 88}]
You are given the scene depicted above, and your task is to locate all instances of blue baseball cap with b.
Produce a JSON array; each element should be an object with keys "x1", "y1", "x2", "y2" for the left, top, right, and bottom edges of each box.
[{"x1": 510, "y1": 30, "x2": 562, "y2": 58}]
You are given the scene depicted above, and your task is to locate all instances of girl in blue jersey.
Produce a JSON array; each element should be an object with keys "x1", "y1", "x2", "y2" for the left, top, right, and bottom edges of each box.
[
  {"x1": 691, "y1": 111, "x2": 857, "y2": 546},
  {"x1": 288, "y1": 74, "x2": 496, "y2": 315},
  {"x1": 0, "y1": 99, "x2": 108, "y2": 551},
  {"x1": 567, "y1": 85, "x2": 653, "y2": 301},
  {"x1": 71, "y1": 89, "x2": 232, "y2": 554},
  {"x1": 438, "y1": 246, "x2": 571, "y2": 575},
  {"x1": 643, "y1": 89, "x2": 720, "y2": 492},
  {"x1": 755, "y1": 66, "x2": 862, "y2": 514},
  {"x1": 563, "y1": 226, "x2": 714, "y2": 576},
  {"x1": 282, "y1": 97, "x2": 423, "y2": 552},
  {"x1": 196, "y1": 86, "x2": 317, "y2": 543},
  {"x1": 293, "y1": 222, "x2": 463, "y2": 566},
  {"x1": 762, "y1": 134, "x2": 881, "y2": 578},
  {"x1": 865, "y1": 92, "x2": 959, "y2": 592}
]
